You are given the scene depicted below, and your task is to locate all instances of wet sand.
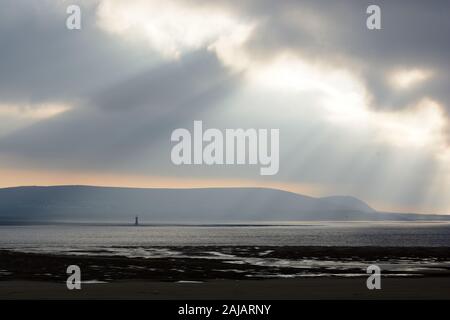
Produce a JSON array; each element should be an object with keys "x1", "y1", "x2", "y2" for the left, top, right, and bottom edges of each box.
[{"x1": 1, "y1": 247, "x2": 449, "y2": 299}]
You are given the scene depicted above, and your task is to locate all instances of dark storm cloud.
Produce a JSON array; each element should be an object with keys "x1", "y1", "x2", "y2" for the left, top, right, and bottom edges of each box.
[
  {"x1": 91, "y1": 52, "x2": 237, "y2": 113},
  {"x1": 0, "y1": 0, "x2": 240, "y2": 169},
  {"x1": 2, "y1": 0, "x2": 448, "y2": 120},
  {"x1": 0, "y1": 0, "x2": 155, "y2": 105},
  {"x1": 0, "y1": 51, "x2": 240, "y2": 170}
]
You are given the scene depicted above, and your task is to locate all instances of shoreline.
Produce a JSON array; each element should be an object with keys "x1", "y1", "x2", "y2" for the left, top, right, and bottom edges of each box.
[
  {"x1": 1, "y1": 246, "x2": 450, "y2": 299},
  {"x1": 2, "y1": 246, "x2": 450, "y2": 280},
  {"x1": 0, "y1": 246, "x2": 450, "y2": 299}
]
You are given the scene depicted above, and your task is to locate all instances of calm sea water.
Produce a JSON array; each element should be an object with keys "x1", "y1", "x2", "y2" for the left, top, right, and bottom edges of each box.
[
  {"x1": 1, "y1": 221, "x2": 450, "y2": 250},
  {"x1": 1, "y1": 222, "x2": 450, "y2": 278}
]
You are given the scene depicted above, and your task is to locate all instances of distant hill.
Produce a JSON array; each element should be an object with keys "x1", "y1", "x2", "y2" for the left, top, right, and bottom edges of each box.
[{"x1": 0, "y1": 186, "x2": 448, "y2": 223}]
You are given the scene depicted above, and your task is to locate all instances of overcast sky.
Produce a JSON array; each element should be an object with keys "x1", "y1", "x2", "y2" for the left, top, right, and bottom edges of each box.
[{"x1": 0, "y1": 0, "x2": 449, "y2": 214}]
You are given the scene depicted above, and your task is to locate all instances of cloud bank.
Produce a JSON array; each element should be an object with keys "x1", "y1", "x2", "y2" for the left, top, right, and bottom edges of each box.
[{"x1": 0, "y1": 0, "x2": 449, "y2": 213}]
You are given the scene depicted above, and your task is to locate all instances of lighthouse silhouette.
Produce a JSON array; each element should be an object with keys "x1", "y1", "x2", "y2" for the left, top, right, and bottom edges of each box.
[{"x1": 134, "y1": 216, "x2": 139, "y2": 226}]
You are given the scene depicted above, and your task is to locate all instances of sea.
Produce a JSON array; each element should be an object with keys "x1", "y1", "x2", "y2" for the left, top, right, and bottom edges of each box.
[
  {"x1": 1, "y1": 221, "x2": 450, "y2": 278},
  {"x1": 1, "y1": 221, "x2": 449, "y2": 249}
]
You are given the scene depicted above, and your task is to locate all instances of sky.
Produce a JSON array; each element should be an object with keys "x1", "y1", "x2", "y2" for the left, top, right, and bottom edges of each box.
[{"x1": 0, "y1": 0, "x2": 449, "y2": 214}]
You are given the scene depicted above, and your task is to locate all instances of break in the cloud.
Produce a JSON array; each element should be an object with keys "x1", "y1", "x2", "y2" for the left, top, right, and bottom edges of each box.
[
  {"x1": 0, "y1": 0, "x2": 449, "y2": 213},
  {"x1": 96, "y1": 0, "x2": 254, "y2": 60},
  {"x1": 0, "y1": 103, "x2": 70, "y2": 119}
]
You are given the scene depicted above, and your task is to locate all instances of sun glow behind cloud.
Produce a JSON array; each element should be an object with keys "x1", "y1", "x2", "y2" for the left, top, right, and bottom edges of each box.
[
  {"x1": 96, "y1": 0, "x2": 254, "y2": 60},
  {"x1": 374, "y1": 99, "x2": 447, "y2": 149},
  {"x1": 94, "y1": 0, "x2": 446, "y2": 155},
  {"x1": 389, "y1": 68, "x2": 433, "y2": 89},
  {"x1": 226, "y1": 54, "x2": 450, "y2": 213},
  {"x1": 245, "y1": 54, "x2": 448, "y2": 152}
]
